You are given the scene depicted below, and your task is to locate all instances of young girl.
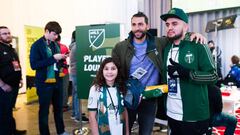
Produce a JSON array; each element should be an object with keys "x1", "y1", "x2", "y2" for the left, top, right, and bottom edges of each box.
[{"x1": 88, "y1": 57, "x2": 129, "y2": 135}]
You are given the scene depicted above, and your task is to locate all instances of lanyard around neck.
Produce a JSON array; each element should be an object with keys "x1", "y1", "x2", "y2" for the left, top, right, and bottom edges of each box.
[{"x1": 106, "y1": 87, "x2": 119, "y2": 120}]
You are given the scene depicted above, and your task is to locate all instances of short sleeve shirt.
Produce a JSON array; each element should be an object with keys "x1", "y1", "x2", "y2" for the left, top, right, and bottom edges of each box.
[{"x1": 87, "y1": 85, "x2": 123, "y2": 135}]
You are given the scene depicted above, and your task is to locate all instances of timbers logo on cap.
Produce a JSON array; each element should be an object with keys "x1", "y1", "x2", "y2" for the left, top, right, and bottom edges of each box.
[{"x1": 160, "y1": 8, "x2": 188, "y2": 23}]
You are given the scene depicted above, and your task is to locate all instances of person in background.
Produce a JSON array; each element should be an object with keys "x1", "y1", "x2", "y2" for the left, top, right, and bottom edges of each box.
[
  {"x1": 56, "y1": 35, "x2": 70, "y2": 112},
  {"x1": 69, "y1": 30, "x2": 89, "y2": 123},
  {"x1": 207, "y1": 85, "x2": 237, "y2": 135},
  {"x1": 208, "y1": 40, "x2": 223, "y2": 80},
  {"x1": 88, "y1": 57, "x2": 129, "y2": 135},
  {"x1": 0, "y1": 26, "x2": 26, "y2": 135},
  {"x1": 161, "y1": 8, "x2": 218, "y2": 135},
  {"x1": 30, "y1": 21, "x2": 69, "y2": 135},
  {"x1": 224, "y1": 55, "x2": 240, "y2": 87}
]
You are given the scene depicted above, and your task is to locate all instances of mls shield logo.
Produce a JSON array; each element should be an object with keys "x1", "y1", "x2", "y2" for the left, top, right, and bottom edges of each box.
[{"x1": 89, "y1": 29, "x2": 105, "y2": 49}]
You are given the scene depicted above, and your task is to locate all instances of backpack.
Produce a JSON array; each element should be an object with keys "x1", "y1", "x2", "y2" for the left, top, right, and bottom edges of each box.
[
  {"x1": 124, "y1": 78, "x2": 145, "y2": 110},
  {"x1": 223, "y1": 74, "x2": 236, "y2": 86}
]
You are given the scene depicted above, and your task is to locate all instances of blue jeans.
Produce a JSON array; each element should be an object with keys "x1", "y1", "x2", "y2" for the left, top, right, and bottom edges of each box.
[
  {"x1": 36, "y1": 83, "x2": 65, "y2": 135},
  {"x1": 208, "y1": 112, "x2": 237, "y2": 135},
  {"x1": 70, "y1": 74, "x2": 80, "y2": 120},
  {"x1": 127, "y1": 99, "x2": 157, "y2": 135}
]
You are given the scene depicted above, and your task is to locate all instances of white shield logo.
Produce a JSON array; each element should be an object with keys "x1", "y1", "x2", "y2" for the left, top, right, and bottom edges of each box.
[{"x1": 89, "y1": 29, "x2": 105, "y2": 49}]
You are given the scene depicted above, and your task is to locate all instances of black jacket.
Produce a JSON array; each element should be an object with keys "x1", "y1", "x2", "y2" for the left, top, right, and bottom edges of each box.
[
  {"x1": 208, "y1": 85, "x2": 223, "y2": 117},
  {"x1": 0, "y1": 42, "x2": 22, "y2": 87}
]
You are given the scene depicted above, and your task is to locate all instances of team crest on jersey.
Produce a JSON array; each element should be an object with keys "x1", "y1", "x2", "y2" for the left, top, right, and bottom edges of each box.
[
  {"x1": 89, "y1": 29, "x2": 105, "y2": 49},
  {"x1": 184, "y1": 51, "x2": 194, "y2": 63}
]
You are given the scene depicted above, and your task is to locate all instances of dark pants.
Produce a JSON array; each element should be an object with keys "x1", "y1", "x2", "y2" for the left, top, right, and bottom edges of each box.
[
  {"x1": 36, "y1": 83, "x2": 65, "y2": 135},
  {"x1": 11, "y1": 87, "x2": 19, "y2": 108},
  {"x1": 0, "y1": 87, "x2": 16, "y2": 135},
  {"x1": 127, "y1": 99, "x2": 157, "y2": 135},
  {"x1": 207, "y1": 112, "x2": 237, "y2": 135},
  {"x1": 60, "y1": 74, "x2": 69, "y2": 107},
  {"x1": 168, "y1": 117, "x2": 209, "y2": 135}
]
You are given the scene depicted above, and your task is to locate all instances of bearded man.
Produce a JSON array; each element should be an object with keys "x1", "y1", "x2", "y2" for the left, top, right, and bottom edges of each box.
[
  {"x1": 0, "y1": 26, "x2": 26, "y2": 135},
  {"x1": 112, "y1": 11, "x2": 207, "y2": 135},
  {"x1": 161, "y1": 8, "x2": 218, "y2": 135}
]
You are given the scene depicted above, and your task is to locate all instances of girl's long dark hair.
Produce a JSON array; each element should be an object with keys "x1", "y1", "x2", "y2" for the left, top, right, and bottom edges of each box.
[{"x1": 93, "y1": 57, "x2": 126, "y2": 94}]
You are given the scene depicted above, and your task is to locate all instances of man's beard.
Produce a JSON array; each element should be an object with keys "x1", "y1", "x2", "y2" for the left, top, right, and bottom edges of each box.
[
  {"x1": 0, "y1": 38, "x2": 12, "y2": 44},
  {"x1": 133, "y1": 30, "x2": 147, "y2": 40},
  {"x1": 167, "y1": 33, "x2": 183, "y2": 42}
]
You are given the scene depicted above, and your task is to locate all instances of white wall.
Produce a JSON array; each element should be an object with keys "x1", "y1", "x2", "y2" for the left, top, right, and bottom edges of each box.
[
  {"x1": 172, "y1": 0, "x2": 240, "y2": 13},
  {"x1": 0, "y1": 0, "x2": 138, "y2": 92},
  {"x1": 1, "y1": 0, "x2": 138, "y2": 40},
  {"x1": 188, "y1": 8, "x2": 240, "y2": 77}
]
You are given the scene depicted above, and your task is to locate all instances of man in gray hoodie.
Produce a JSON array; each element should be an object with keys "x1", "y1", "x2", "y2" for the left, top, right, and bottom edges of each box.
[{"x1": 69, "y1": 31, "x2": 89, "y2": 123}]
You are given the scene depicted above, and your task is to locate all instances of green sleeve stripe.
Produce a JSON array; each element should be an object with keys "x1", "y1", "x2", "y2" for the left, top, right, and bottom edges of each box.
[
  {"x1": 190, "y1": 71, "x2": 218, "y2": 82},
  {"x1": 189, "y1": 44, "x2": 218, "y2": 82},
  {"x1": 202, "y1": 44, "x2": 215, "y2": 68}
]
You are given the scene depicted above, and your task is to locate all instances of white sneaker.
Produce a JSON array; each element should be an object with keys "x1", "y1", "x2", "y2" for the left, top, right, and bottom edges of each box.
[
  {"x1": 70, "y1": 115, "x2": 75, "y2": 120},
  {"x1": 74, "y1": 118, "x2": 80, "y2": 123},
  {"x1": 58, "y1": 131, "x2": 69, "y2": 135}
]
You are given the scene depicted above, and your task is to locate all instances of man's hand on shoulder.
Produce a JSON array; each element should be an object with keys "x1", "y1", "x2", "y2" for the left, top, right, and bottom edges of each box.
[{"x1": 190, "y1": 32, "x2": 207, "y2": 44}]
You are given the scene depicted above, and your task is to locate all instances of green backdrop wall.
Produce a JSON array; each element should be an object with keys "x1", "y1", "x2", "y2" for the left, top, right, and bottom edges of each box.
[{"x1": 76, "y1": 23, "x2": 120, "y2": 99}]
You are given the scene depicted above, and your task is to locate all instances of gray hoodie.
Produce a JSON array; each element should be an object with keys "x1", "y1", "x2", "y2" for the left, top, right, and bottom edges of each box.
[{"x1": 69, "y1": 42, "x2": 77, "y2": 75}]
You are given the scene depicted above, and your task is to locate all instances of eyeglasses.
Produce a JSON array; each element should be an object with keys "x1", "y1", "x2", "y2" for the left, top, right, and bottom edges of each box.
[{"x1": 0, "y1": 32, "x2": 11, "y2": 35}]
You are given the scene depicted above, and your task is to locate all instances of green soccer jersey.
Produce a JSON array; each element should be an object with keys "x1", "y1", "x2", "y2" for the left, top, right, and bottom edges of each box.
[{"x1": 163, "y1": 40, "x2": 218, "y2": 121}]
